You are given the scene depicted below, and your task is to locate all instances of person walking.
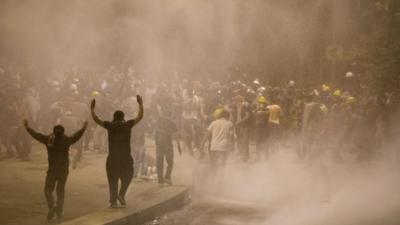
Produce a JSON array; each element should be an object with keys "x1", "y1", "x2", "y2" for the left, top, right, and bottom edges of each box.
[
  {"x1": 90, "y1": 95, "x2": 143, "y2": 208},
  {"x1": 154, "y1": 109, "x2": 182, "y2": 186},
  {"x1": 202, "y1": 109, "x2": 234, "y2": 171},
  {"x1": 24, "y1": 119, "x2": 87, "y2": 221}
]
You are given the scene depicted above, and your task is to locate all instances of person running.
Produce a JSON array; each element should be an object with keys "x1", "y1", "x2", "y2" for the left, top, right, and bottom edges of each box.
[
  {"x1": 23, "y1": 119, "x2": 87, "y2": 221},
  {"x1": 90, "y1": 95, "x2": 143, "y2": 208}
]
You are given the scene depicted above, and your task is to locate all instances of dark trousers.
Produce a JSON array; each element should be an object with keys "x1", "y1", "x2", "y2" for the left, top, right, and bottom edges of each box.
[
  {"x1": 156, "y1": 146, "x2": 173, "y2": 183},
  {"x1": 44, "y1": 169, "x2": 68, "y2": 214},
  {"x1": 106, "y1": 158, "x2": 134, "y2": 204}
]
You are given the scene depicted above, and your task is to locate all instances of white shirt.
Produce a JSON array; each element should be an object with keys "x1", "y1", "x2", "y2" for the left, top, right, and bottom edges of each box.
[{"x1": 207, "y1": 118, "x2": 234, "y2": 152}]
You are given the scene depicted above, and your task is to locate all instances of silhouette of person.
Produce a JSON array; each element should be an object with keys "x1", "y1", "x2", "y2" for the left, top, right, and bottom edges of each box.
[
  {"x1": 24, "y1": 119, "x2": 87, "y2": 221},
  {"x1": 90, "y1": 95, "x2": 143, "y2": 207}
]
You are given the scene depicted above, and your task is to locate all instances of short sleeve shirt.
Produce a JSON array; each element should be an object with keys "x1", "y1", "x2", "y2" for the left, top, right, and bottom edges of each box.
[
  {"x1": 104, "y1": 120, "x2": 136, "y2": 159},
  {"x1": 207, "y1": 118, "x2": 234, "y2": 152}
]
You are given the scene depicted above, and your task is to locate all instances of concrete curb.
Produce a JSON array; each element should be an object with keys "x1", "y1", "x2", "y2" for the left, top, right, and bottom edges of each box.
[{"x1": 60, "y1": 186, "x2": 189, "y2": 225}]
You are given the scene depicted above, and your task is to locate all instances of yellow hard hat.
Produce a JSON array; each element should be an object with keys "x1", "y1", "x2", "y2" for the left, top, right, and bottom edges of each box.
[
  {"x1": 346, "y1": 96, "x2": 356, "y2": 104},
  {"x1": 92, "y1": 91, "x2": 100, "y2": 97},
  {"x1": 322, "y1": 84, "x2": 331, "y2": 92},
  {"x1": 213, "y1": 107, "x2": 225, "y2": 119},
  {"x1": 258, "y1": 96, "x2": 268, "y2": 104},
  {"x1": 333, "y1": 90, "x2": 341, "y2": 97}
]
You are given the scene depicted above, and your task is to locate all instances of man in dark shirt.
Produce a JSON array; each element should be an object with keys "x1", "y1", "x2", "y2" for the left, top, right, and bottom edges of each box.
[
  {"x1": 90, "y1": 95, "x2": 143, "y2": 208},
  {"x1": 154, "y1": 109, "x2": 181, "y2": 186},
  {"x1": 24, "y1": 119, "x2": 87, "y2": 221}
]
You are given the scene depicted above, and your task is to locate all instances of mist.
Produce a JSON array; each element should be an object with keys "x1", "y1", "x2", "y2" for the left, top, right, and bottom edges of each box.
[
  {"x1": 1, "y1": 1, "x2": 399, "y2": 225},
  {"x1": 192, "y1": 107, "x2": 400, "y2": 225},
  {"x1": 0, "y1": 0, "x2": 357, "y2": 83}
]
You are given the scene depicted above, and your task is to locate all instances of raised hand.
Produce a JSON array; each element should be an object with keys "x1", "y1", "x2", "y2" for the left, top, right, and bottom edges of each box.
[
  {"x1": 136, "y1": 95, "x2": 143, "y2": 105},
  {"x1": 90, "y1": 99, "x2": 96, "y2": 109}
]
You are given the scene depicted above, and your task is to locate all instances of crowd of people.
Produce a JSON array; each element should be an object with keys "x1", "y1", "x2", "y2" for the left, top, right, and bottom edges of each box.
[
  {"x1": 1, "y1": 63, "x2": 399, "y2": 220},
  {"x1": 1, "y1": 65, "x2": 397, "y2": 164}
]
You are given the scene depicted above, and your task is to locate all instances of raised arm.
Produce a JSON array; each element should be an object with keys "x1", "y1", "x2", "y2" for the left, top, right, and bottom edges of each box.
[
  {"x1": 135, "y1": 95, "x2": 144, "y2": 123},
  {"x1": 90, "y1": 99, "x2": 106, "y2": 128},
  {"x1": 23, "y1": 120, "x2": 48, "y2": 144},
  {"x1": 69, "y1": 121, "x2": 88, "y2": 144},
  {"x1": 128, "y1": 95, "x2": 144, "y2": 127}
]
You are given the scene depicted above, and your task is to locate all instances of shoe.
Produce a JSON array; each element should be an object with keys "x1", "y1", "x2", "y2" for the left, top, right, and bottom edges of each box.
[
  {"x1": 109, "y1": 202, "x2": 118, "y2": 208},
  {"x1": 47, "y1": 207, "x2": 56, "y2": 221},
  {"x1": 117, "y1": 196, "x2": 126, "y2": 207},
  {"x1": 164, "y1": 179, "x2": 173, "y2": 186},
  {"x1": 158, "y1": 182, "x2": 165, "y2": 187}
]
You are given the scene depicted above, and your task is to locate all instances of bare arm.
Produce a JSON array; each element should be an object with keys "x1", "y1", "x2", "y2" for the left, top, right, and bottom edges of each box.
[
  {"x1": 90, "y1": 99, "x2": 106, "y2": 128},
  {"x1": 127, "y1": 95, "x2": 144, "y2": 127},
  {"x1": 23, "y1": 120, "x2": 48, "y2": 144},
  {"x1": 69, "y1": 121, "x2": 88, "y2": 144},
  {"x1": 134, "y1": 95, "x2": 144, "y2": 123}
]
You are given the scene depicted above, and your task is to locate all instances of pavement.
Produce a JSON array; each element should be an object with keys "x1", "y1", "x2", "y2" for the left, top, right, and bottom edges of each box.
[{"x1": 0, "y1": 140, "x2": 192, "y2": 225}]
